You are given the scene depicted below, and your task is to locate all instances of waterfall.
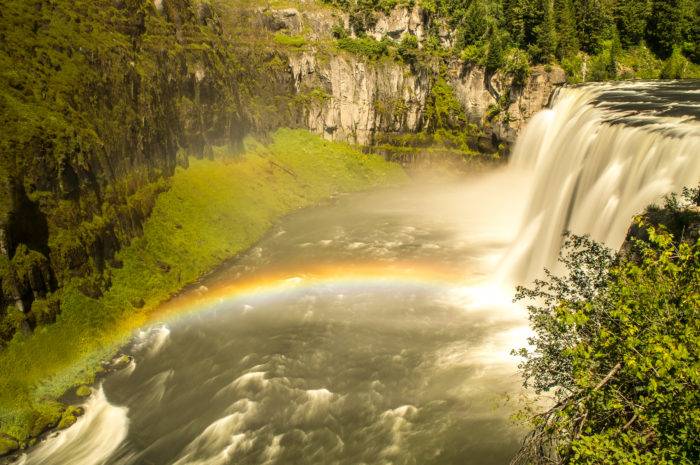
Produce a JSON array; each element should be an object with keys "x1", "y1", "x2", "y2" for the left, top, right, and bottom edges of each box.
[{"x1": 501, "y1": 82, "x2": 700, "y2": 282}]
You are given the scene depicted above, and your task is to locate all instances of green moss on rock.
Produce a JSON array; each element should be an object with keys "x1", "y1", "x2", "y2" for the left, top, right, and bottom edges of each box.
[
  {"x1": 75, "y1": 386, "x2": 92, "y2": 397},
  {"x1": 57, "y1": 406, "x2": 84, "y2": 430},
  {"x1": 0, "y1": 435, "x2": 19, "y2": 456}
]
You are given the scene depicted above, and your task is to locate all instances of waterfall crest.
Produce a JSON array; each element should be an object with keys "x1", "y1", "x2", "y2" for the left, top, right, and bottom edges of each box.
[{"x1": 502, "y1": 82, "x2": 700, "y2": 282}]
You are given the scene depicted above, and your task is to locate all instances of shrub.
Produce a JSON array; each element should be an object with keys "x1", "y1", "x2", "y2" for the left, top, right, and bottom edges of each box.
[
  {"x1": 503, "y1": 48, "x2": 531, "y2": 86},
  {"x1": 460, "y1": 44, "x2": 484, "y2": 64},
  {"x1": 397, "y1": 33, "x2": 419, "y2": 64},
  {"x1": 336, "y1": 36, "x2": 390, "y2": 59},
  {"x1": 660, "y1": 48, "x2": 689, "y2": 79},
  {"x1": 513, "y1": 207, "x2": 700, "y2": 464}
]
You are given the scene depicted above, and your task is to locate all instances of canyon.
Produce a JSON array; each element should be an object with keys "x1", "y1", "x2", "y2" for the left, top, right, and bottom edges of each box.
[{"x1": 0, "y1": 0, "x2": 565, "y2": 343}]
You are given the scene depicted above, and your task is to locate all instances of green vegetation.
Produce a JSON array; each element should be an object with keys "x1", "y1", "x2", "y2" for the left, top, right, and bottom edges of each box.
[
  {"x1": 0, "y1": 0, "x2": 253, "y2": 344},
  {"x1": 336, "y1": 36, "x2": 391, "y2": 58},
  {"x1": 513, "y1": 191, "x2": 700, "y2": 464},
  {"x1": 273, "y1": 32, "x2": 307, "y2": 48},
  {"x1": 0, "y1": 128, "x2": 406, "y2": 450},
  {"x1": 324, "y1": 0, "x2": 700, "y2": 80}
]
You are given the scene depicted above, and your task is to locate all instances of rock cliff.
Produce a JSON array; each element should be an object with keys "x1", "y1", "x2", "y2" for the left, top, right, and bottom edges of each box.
[
  {"x1": 258, "y1": 4, "x2": 565, "y2": 147},
  {"x1": 0, "y1": 0, "x2": 282, "y2": 341}
]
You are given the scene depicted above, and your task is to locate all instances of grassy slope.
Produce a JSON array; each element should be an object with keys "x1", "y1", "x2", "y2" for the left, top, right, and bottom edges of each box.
[{"x1": 0, "y1": 128, "x2": 406, "y2": 446}]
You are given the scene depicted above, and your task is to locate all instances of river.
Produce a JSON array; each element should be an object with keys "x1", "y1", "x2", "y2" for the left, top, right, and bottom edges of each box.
[{"x1": 17, "y1": 81, "x2": 700, "y2": 465}]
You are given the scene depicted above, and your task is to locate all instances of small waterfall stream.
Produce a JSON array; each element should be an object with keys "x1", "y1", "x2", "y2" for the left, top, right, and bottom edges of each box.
[{"x1": 502, "y1": 81, "x2": 700, "y2": 281}]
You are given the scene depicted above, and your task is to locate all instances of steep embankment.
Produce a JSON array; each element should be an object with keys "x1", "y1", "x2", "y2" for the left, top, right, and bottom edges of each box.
[
  {"x1": 1, "y1": 0, "x2": 246, "y2": 341},
  {"x1": 0, "y1": 0, "x2": 310, "y2": 343}
]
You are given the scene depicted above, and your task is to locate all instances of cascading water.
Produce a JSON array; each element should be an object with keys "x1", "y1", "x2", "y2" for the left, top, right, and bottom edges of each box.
[{"x1": 502, "y1": 81, "x2": 700, "y2": 281}]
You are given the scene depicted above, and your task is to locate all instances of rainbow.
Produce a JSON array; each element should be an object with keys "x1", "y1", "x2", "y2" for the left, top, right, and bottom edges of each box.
[{"x1": 150, "y1": 261, "x2": 470, "y2": 324}]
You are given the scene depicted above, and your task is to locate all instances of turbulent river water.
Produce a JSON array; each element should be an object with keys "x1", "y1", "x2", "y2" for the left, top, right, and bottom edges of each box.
[{"x1": 18, "y1": 81, "x2": 700, "y2": 465}]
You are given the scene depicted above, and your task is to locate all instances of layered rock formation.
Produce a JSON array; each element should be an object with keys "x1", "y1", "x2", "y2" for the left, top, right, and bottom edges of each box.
[
  {"x1": 257, "y1": 4, "x2": 565, "y2": 147},
  {"x1": 289, "y1": 52, "x2": 431, "y2": 145}
]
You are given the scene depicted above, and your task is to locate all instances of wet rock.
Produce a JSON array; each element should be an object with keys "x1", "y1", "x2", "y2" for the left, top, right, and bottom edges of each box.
[
  {"x1": 0, "y1": 435, "x2": 19, "y2": 457},
  {"x1": 108, "y1": 354, "x2": 133, "y2": 371},
  {"x1": 57, "y1": 406, "x2": 85, "y2": 430}
]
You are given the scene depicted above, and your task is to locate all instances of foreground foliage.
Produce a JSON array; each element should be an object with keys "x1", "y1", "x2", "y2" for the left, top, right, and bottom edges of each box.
[
  {"x1": 513, "y1": 197, "x2": 699, "y2": 464},
  {"x1": 0, "y1": 128, "x2": 406, "y2": 450}
]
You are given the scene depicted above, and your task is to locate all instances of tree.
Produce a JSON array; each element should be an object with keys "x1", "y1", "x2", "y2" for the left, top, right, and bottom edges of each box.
[
  {"x1": 613, "y1": 0, "x2": 651, "y2": 48},
  {"x1": 512, "y1": 198, "x2": 700, "y2": 464},
  {"x1": 503, "y1": 0, "x2": 528, "y2": 46},
  {"x1": 532, "y1": 0, "x2": 557, "y2": 63},
  {"x1": 485, "y1": 29, "x2": 506, "y2": 72},
  {"x1": 554, "y1": 0, "x2": 579, "y2": 59},
  {"x1": 646, "y1": 0, "x2": 695, "y2": 59},
  {"x1": 457, "y1": 0, "x2": 493, "y2": 47},
  {"x1": 607, "y1": 26, "x2": 621, "y2": 77},
  {"x1": 573, "y1": 0, "x2": 613, "y2": 54}
]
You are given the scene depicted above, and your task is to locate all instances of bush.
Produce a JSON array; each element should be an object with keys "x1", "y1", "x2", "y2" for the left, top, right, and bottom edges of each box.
[
  {"x1": 336, "y1": 36, "x2": 390, "y2": 59},
  {"x1": 513, "y1": 213, "x2": 700, "y2": 464},
  {"x1": 0, "y1": 306, "x2": 25, "y2": 342},
  {"x1": 660, "y1": 48, "x2": 689, "y2": 79},
  {"x1": 503, "y1": 48, "x2": 531, "y2": 86},
  {"x1": 331, "y1": 22, "x2": 348, "y2": 39},
  {"x1": 397, "y1": 33, "x2": 419, "y2": 64},
  {"x1": 460, "y1": 44, "x2": 484, "y2": 64}
]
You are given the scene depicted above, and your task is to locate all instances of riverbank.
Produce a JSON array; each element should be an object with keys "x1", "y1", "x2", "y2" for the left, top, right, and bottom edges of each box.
[{"x1": 0, "y1": 128, "x2": 407, "y2": 454}]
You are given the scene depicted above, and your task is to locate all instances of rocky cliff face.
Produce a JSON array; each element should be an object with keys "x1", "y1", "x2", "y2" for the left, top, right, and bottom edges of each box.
[
  {"x1": 450, "y1": 63, "x2": 566, "y2": 143},
  {"x1": 285, "y1": 50, "x2": 564, "y2": 148},
  {"x1": 258, "y1": 5, "x2": 564, "y2": 147},
  {"x1": 289, "y1": 52, "x2": 431, "y2": 145},
  {"x1": 0, "y1": 0, "x2": 272, "y2": 340}
]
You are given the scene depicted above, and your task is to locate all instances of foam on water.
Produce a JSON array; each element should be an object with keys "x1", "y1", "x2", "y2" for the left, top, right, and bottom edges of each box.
[{"x1": 17, "y1": 386, "x2": 129, "y2": 465}]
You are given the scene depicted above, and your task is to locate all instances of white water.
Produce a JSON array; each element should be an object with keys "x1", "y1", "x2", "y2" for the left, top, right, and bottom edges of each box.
[
  {"x1": 501, "y1": 83, "x2": 700, "y2": 281},
  {"x1": 17, "y1": 386, "x2": 129, "y2": 465}
]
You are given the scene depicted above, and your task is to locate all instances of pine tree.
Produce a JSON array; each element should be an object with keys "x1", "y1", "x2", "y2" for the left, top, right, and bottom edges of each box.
[
  {"x1": 503, "y1": 0, "x2": 527, "y2": 46},
  {"x1": 573, "y1": 0, "x2": 613, "y2": 54},
  {"x1": 458, "y1": 0, "x2": 491, "y2": 47},
  {"x1": 554, "y1": 0, "x2": 579, "y2": 59},
  {"x1": 533, "y1": 0, "x2": 557, "y2": 63},
  {"x1": 485, "y1": 29, "x2": 505, "y2": 72},
  {"x1": 646, "y1": 0, "x2": 695, "y2": 58},
  {"x1": 613, "y1": 0, "x2": 651, "y2": 48},
  {"x1": 607, "y1": 26, "x2": 622, "y2": 77}
]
